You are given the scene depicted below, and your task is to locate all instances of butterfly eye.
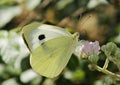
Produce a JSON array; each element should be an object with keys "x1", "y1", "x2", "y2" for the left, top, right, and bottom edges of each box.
[{"x1": 38, "y1": 34, "x2": 45, "y2": 40}]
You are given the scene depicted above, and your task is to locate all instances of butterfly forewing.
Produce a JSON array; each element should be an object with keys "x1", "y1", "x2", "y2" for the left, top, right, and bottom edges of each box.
[{"x1": 22, "y1": 22, "x2": 71, "y2": 52}]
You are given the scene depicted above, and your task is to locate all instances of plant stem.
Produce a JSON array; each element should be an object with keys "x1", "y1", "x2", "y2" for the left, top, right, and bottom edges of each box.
[
  {"x1": 103, "y1": 58, "x2": 109, "y2": 69},
  {"x1": 94, "y1": 65, "x2": 120, "y2": 78}
]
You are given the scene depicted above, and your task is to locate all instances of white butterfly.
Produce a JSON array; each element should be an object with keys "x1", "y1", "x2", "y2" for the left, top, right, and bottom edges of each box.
[{"x1": 22, "y1": 22, "x2": 79, "y2": 78}]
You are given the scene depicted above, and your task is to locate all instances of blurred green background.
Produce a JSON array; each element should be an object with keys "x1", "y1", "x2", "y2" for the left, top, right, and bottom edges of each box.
[{"x1": 0, "y1": 0, "x2": 120, "y2": 85}]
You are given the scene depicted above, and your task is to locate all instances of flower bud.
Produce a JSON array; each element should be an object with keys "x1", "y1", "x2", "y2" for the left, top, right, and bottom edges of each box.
[
  {"x1": 88, "y1": 54, "x2": 99, "y2": 64},
  {"x1": 88, "y1": 64, "x2": 95, "y2": 71},
  {"x1": 101, "y1": 42, "x2": 117, "y2": 56}
]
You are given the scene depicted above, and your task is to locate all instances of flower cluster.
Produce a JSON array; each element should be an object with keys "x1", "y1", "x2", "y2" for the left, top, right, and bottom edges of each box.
[{"x1": 75, "y1": 41, "x2": 100, "y2": 59}]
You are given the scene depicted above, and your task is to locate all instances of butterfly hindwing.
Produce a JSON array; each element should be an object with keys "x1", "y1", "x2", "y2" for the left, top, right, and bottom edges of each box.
[{"x1": 30, "y1": 34, "x2": 78, "y2": 78}]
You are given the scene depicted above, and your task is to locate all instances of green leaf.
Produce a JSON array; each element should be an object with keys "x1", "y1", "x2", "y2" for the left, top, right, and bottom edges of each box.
[
  {"x1": 20, "y1": 69, "x2": 41, "y2": 83},
  {"x1": 1, "y1": 78, "x2": 19, "y2": 85},
  {"x1": 101, "y1": 42, "x2": 117, "y2": 56},
  {"x1": 0, "y1": 0, "x2": 16, "y2": 6},
  {"x1": 0, "y1": 6, "x2": 22, "y2": 28},
  {"x1": 67, "y1": 54, "x2": 79, "y2": 71},
  {"x1": 72, "y1": 69, "x2": 85, "y2": 81},
  {"x1": 88, "y1": 54, "x2": 99, "y2": 64},
  {"x1": 0, "y1": 30, "x2": 29, "y2": 67}
]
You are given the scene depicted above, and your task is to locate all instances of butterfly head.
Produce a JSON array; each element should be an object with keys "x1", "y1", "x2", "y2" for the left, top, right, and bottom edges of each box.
[{"x1": 73, "y1": 32, "x2": 79, "y2": 39}]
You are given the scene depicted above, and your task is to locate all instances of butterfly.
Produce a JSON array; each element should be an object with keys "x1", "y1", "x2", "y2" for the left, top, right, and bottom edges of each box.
[{"x1": 22, "y1": 22, "x2": 79, "y2": 78}]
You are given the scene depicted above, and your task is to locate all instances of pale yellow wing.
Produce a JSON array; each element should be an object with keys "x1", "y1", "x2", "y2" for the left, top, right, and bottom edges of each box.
[
  {"x1": 30, "y1": 33, "x2": 79, "y2": 78},
  {"x1": 22, "y1": 22, "x2": 71, "y2": 52}
]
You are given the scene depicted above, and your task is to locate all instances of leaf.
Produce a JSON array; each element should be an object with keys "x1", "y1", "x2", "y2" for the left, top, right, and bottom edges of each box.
[
  {"x1": 20, "y1": 69, "x2": 40, "y2": 83},
  {"x1": 1, "y1": 78, "x2": 19, "y2": 85},
  {"x1": 67, "y1": 54, "x2": 79, "y2": 71},
  {"x1": 0, "y1": 6, "x2": 22, "y2": 28},
  {"x1": 0, "y1": 30, "x2": 29, "y2": 68}
]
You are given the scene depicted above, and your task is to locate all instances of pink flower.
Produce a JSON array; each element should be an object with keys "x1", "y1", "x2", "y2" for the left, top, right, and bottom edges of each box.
[{"x1": 75, "y1": 41, "x2": 100, "y2": 58}]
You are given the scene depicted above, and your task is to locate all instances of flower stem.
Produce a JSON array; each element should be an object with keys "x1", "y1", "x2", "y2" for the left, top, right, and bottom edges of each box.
[
  {"x1": 103, "y1": 58, "x2": 109, "y2": 69},
  {"x1": 94, "y1": 65, "x2": 120, "y2": 78}
]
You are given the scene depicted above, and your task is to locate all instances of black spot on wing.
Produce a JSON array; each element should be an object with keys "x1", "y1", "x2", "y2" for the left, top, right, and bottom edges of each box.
[{"x1": 38, "y1": 34, "x2": 45, "y2": 40}]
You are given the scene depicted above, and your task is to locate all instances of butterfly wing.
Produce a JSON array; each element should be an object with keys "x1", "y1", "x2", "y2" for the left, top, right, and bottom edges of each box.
[
  {"x1": 30, "y1": 33, "x2": 79, "y2": 78},
  {"x1": 22, "y1": 22, "x2": 71, "y2": 52}
]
